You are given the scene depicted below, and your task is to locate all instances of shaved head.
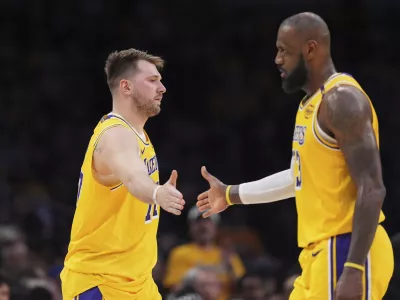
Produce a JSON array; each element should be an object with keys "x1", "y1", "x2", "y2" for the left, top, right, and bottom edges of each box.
[
  {"x1": 275, "y1": 12, "x2": 334, "y2": 94},
  {"x1": 280, "y1": 12, "x2": 331, "y2": 48}
]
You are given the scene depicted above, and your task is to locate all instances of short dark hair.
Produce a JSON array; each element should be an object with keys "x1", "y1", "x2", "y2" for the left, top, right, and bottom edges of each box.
[
  {"x1": 280, "y1": 12, "x2": 330, "y2": 45},
  {"x1": 104, "y1": 48, "x2": 164, "y2": 91}
]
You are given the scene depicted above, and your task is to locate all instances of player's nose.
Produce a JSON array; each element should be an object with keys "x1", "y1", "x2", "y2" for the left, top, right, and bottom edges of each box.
[
  {"x1": 158, "y1": 82, "x2": 166, "y2": 94},
  {"x1": 275, "y1": 52, "x2": 283, "y2": 65}
]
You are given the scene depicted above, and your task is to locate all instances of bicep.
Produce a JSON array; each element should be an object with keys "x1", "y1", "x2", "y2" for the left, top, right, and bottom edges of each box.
[
  {"x1": 324, "y1": 86, "x2": 382, "y2": 187},
  {"x1": 339, "y1": 125, "x2": 381, "y2": 187},
  {"x1": 99, "y1": 126, "x2": 146, "y2": 184}
]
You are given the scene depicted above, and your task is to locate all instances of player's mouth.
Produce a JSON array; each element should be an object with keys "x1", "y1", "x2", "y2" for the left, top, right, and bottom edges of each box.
[
  {"x1": 278, "y1": 68, "x2": 287, "y2": 78},
  {"x1": 154, "y1": 96, "x2": 163, "y2": 102}
]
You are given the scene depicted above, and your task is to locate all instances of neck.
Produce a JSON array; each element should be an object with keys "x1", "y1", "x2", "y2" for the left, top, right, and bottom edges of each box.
[
  {"x1": 195, "y1": 241, "x2": 213, "y2": 249},
  {"x1": 112, "y1": 98, "x2": 147, "y2": 134},
  {"x1": 303, "y1": 59, "x2": 336, "y2": 96}
]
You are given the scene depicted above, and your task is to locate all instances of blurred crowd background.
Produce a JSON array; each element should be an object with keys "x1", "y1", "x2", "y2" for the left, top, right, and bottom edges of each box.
[{"x1": 2, "y1": 0, "x2": 400, "y2": 299}]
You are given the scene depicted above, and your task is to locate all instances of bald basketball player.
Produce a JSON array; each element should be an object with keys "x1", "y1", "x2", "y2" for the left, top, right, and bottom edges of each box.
[{"x1": 197, "y1": 12, "x2": 393, "y2": 300}]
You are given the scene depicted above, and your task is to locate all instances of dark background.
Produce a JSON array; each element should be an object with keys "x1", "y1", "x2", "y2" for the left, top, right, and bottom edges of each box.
[{"x1": 1, "y1": 0, "x2": 400, "y2": 299}]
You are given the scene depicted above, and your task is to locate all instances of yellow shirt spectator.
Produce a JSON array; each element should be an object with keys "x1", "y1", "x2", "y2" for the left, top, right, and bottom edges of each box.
[{"x1": 163, "y1": 207, "x2": 245, "y2": 300}]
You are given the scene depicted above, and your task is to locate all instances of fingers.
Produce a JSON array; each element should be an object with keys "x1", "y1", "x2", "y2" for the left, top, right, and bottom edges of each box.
[
  {"x1": 168, "y1": 170, "x2": 178, "y2": 187},
  {"x1": 198, "y1": 203, "x2": 211, "y2": 213},
  {"x1": 201, "y1": 166, "x2": 215, "y2": 182},
  {"x1": 196, "y1": 199, "x2": 211, "y2": 212},
  {"x1": 170, "y1": 200, "x2": 185, "y2": 211},
  {"x1": 167, "y1": 186, "x2": 183, "y2": 199},
  {"x1": 164, "y1": 196, "x2": 185, "y2": 215},
  {"x1": 202, "y1": 209, "x2": 215, "y2": 219},
  {"x1": 169, "y1": 196, "x2": 185, "y2": 206},
  {"x1": 197, "y1": 191, "x2": 208, "y2": 201},
  {"x1": 167, "y1": 207, "x2": 182, "y2": 215}
]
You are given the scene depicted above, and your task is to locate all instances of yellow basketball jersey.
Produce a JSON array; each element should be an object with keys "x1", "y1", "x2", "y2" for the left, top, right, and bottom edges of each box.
[
  {"x1": 292, "y1": 73, "x2": 385, "y2": 248},
  {"x1": 62, "y1": 113, "x2": 160, "y2": 296}
]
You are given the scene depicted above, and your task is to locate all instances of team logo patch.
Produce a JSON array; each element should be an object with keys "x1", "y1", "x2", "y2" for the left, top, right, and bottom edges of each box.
[
  {"x1": 293, "y1": 125, "x2": 306, "y2": 145},
  {"x1": 304, "y1": 104, "x2": 315, "y2": 119}
]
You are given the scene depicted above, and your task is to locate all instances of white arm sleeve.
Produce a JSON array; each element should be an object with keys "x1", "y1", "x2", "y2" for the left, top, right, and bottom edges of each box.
[{"x1": 238, "y1": 166, "x2": 295, "y2": 205}]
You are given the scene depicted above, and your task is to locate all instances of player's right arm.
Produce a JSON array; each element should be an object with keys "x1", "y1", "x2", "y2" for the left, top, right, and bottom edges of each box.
[
  {"x1": 197, "y1": 165, "x2": 294, "y2": 218},
  {"x1": 95, "y1": 126, "x2": 185, "y2": 215}
]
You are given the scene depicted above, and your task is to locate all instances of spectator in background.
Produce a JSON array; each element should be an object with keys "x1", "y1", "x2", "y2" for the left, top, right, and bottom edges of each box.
[
  {"x1": 163, "y1": 206, "x2": 245, "y2": 300},
  {"x1": 0, "y1": 225, "x2": 23, "y2": 247},
  {"x1": 0, "y1": 275, "x2": 10, "y2": 300},
  {"x1": 23, "y1": 277, "x2": 57, "y2": 300},
  {"x1": 28, "y1": 287, "x2": 53, "y2": 300},
  {"x1": 0, "y1": 240, "x2": 39, "y2": 278},
  {"x1": 235, "y1": 272, "x2": 269, "y2": 300},
  {"x1": 269, "y1": 295, "x2": 284, "y2": 300},
  {"x1": 281, "y1": 274, "x2": 297, "y2": 299},
  {"x1": 166, "y1": 266, "x2": 222, "y2": 300}
]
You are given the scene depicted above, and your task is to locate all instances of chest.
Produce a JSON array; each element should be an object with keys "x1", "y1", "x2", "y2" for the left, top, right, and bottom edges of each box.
[{"x1": 292, "y1": 104, "x2": 317, "y2": 149}]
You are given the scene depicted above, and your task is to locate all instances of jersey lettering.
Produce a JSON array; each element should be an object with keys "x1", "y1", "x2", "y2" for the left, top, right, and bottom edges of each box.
[{"x1": 292, "y1": 150, "x2": 302, "y2": 189}]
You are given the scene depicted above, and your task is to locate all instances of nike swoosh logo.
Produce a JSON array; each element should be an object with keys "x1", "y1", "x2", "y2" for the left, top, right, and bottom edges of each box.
[
  {"x1": 312, "y1": 249, "x2": 323, "y2": 257},
  {"x1": 141, "y1": 148, "x2": 145, "y2": 155}
]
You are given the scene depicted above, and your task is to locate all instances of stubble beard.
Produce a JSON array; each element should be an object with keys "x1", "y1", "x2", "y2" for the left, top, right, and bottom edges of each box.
[{"x1": 131, "y1": 94, "x2": 161, "y2": 118}]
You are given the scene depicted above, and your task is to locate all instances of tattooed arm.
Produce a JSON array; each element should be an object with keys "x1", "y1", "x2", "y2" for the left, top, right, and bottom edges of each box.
[{"x1": 320, "y1": 85, "x2": 385, "y2": 267}]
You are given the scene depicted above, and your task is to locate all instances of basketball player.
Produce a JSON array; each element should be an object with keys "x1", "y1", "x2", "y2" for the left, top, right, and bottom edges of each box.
[
  {"x1": 197, "y1": 13, "x2": 393, "y2": 300},
  {"x1": 61, "y1": 49, "x2": 185, "y2": 300}
]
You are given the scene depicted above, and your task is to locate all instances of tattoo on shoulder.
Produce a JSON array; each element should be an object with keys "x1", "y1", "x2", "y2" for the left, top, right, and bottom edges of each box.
[
  {"x1": 324, "y1": 85, "x2": 372, "y2": 139},
  {"x1": 94, "y1": 144, "x2": 102, "y2": 153}
]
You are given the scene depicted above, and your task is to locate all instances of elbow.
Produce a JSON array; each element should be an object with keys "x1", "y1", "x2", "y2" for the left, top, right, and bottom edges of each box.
[
  {"x1": 373, "y1": 180, "x2": 386, "y2": 204},
  {"x1": 376, "y1": 185, "x2": 386, "y2": 206},
  {"x1": 373, "y1": 188, "x2": 386, "y2": 210},
  {"x1": 360, "y1": 182, "x2": 386, "y2": 207}
]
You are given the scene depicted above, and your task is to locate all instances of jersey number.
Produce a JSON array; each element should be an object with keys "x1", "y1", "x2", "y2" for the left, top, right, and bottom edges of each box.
[
  {"x1": 76, "y1": 171, "x2": 159, "y2": 222},
  {"x1": 292, "y1": 150, "x2": 302, "y2": 189},
  {"x1": 145, "y1": 204, "x2": 159, "y2": 224},
  {"x1": 145, "y1": 181, "x2": 160, "y2": 224}
]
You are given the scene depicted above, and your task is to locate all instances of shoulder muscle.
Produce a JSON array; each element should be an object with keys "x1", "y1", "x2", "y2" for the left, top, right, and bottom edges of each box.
[
  {"x1": 94, "y1": 126, "x2": 141, "y2": 176},
  {"x1": 323, "y1": 85, "x2": 372, "y2": 140},
  {"x1": 99, "y1": 125, "x2": 139, "y2": 155}
]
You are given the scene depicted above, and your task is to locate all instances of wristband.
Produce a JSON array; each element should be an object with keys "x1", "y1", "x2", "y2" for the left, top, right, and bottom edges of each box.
[
  {"x1": 344, "y1": 262, "x2": 365, "y2": 272},
  {"x1": 225, "y1": 185, "x2": 234, "y2": 206},
  {"x1": 152, "y1": 185, "x2": 161, "y2": 205}
]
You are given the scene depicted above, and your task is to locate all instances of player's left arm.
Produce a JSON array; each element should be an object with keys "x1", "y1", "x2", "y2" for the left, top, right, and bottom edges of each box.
[{"x1": 323, "y1": 85, "x2": 386, "y2": 267}]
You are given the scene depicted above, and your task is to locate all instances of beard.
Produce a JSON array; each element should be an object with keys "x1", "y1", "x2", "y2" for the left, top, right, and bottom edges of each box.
[
  {"x1": 131, "y1": 92, "x2": 161, "y2": 118},
  {"x1": 281, "y1": 54, "x2": 308, "y2": 94}
]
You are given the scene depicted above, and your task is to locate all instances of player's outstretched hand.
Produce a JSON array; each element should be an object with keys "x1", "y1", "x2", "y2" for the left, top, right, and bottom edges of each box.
[
  {"x1": 156, "y1": 170, "x2": 185, "y2": 215},
  {"x1": 197, "y1": 166, "x2": 229, "y2": 218}
]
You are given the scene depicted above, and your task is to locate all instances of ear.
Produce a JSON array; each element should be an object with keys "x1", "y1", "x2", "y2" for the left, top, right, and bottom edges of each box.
[
  {"x1": 305, "y1": 39, "x2": 318, "y2": 60},
  {"x1": 120, "y1": 79, "x2": 132, "y2": 95}
]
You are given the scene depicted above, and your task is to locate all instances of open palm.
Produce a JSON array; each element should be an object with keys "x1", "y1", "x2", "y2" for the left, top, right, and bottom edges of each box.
[{"x1": 197, "y1": 166, "x2": 229, "y2": 218}]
